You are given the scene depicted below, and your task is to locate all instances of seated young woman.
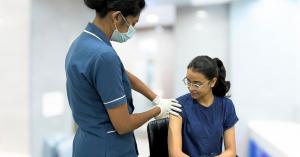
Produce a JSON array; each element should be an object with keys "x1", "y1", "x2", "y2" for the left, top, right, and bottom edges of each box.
[{"x1": 168, "y1": 56, "x2": 238, "y2": 157}]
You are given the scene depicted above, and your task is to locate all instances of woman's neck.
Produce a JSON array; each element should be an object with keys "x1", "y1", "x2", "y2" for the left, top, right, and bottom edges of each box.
[
  {"x1": 92, "y1": 15, "x2": 113, "y2": 39},
  {"x1": 197, "y1": 92, "x2": 214, "y2": 107}
]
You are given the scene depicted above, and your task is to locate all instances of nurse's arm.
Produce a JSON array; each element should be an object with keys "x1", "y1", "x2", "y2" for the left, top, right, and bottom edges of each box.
[
  {"x1": 107, "y1": 103, "x2": 160, "y2": 135},
  {"x1": 216, "y1": 127, "x2": 236, "y2": 157},
  {"x1": 126, "y1": 70, "x2": 157, "y2": 101},
  {"x1": 168, "y1": 115, "x2": 189, "y2": 157}
]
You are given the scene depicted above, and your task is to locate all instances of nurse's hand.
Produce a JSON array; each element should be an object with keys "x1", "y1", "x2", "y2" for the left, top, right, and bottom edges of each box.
[{"x1": 153, "y1": 96, "x2": 182, "y2": 119}]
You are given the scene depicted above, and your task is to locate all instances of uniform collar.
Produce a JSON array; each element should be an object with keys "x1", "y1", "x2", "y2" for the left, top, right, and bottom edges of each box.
[{"x1": 85, "y1": 23, "x2": 112, "y2": 47}]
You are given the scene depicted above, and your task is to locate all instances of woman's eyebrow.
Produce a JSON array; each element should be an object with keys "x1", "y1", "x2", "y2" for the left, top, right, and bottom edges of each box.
[
  {"x1": 192, "y1": 81, "x2": 203, "y2": 84},
  {"x1": 187, "y1": 78, "x2": 204, "y2": 84}
]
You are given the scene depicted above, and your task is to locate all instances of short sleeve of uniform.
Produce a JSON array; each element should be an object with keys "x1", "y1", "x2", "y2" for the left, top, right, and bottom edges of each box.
[
  {"x1": 223, "y1": 99, "x2": 239, "y2": 131},
  {"x1": 93, "y1": 52, "x2": 127, "y2": 109}
]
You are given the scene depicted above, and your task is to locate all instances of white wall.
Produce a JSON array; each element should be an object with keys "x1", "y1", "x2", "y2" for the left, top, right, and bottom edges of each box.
[
  {"x1": 0, "y1": 0, "x2": 30, "y2": 156},
  {"x1": 174, "y1": 5, "x2": 230, "y2": 97},
  {"x1": 30, "y1": 0, "x2": 92, "y2": 156},
  {"x1": 230, "y1": 0, "x2": 300, "y2": 156}
]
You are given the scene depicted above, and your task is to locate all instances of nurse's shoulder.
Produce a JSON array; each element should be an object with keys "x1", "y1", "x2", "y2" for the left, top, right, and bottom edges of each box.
[
  {"x1": 66, "y1": 32, "x2": 119, "y2": 79},
  {"x1": 69, "y1": 32, "x2": 121, "y2": 69},
  {"x1": 77, "y1": 32, "x2": 115, "y2": 57}
]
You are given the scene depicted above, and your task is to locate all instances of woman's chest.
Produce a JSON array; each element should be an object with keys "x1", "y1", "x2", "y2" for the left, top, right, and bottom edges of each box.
[{"x1": 184, "y1": 105, "x2": 224, "y2": 140}]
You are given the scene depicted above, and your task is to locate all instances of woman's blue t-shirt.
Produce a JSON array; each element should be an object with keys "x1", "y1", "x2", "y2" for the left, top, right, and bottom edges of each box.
[{"x1": 177, "y1": 94, "x2": 238, "y2": 157}]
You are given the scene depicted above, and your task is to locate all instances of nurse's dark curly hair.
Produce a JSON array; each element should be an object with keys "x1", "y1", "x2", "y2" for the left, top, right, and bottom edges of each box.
[
  {"x1": 187, "y1": 55, "x2": 231, "y2": 97},
  {"x1": 84, "y1": 0, "x2": 146, "y2": 17}
]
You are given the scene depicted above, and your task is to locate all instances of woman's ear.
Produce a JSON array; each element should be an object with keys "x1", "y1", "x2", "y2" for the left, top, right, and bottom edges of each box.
[
  {"x1": 210, "y1": 77, "x2": 217, "y2": 88},
  {"x1": 111, "y1": 11, "x2": 122, "y2": 25}
]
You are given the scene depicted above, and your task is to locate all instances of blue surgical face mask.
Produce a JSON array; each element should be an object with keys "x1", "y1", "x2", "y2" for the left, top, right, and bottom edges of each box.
[{"x1": 111, "y1": 13, "x2": 136, "y2": 43}]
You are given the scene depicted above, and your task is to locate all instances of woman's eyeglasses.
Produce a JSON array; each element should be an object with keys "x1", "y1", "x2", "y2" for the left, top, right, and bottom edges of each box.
[{"x1": 182, "y1": 77, "x2": 210, "y2": 90}]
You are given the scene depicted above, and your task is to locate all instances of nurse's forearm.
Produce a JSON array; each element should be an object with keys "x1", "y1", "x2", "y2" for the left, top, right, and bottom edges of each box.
[
  {"x1": 126, "y1": 70, "x2": 157, "y2": 101},
  {"x1": 107, "y1": 103, "x2": 160, "y2": 135},
  {"x1": 127, "y1": 106, "x2": 160, "y2": 132}
]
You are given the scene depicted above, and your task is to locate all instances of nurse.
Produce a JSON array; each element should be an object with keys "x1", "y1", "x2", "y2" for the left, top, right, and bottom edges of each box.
[
  {"x1": 168, "y1": 56, "x2": 238, "y2": 157},
  {"x1": 65, "y1": 0, "x2": 181, "y2": 157}
]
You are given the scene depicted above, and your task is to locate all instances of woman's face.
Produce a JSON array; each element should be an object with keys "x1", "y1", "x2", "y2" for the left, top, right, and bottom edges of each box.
[{"x1": 186, "y1": 68, "x2": 216, "y2": 100}]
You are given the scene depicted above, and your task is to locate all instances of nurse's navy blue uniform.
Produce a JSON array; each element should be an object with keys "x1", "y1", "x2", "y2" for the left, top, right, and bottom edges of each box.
[
  {"x1": 177, "y1": 94, "x2": 238, "y2": 157},
  {"x1": 65, "y1": 23, "x2": 138, "y2": 157}
]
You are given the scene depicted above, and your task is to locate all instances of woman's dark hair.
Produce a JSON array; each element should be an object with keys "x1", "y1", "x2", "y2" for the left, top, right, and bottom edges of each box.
[
  {"x1": 84, "y1": 0, "x2": 146, "y2": 17},
  {"x1": 187, "y1": 55, "x2": 231, "y2": 97}
]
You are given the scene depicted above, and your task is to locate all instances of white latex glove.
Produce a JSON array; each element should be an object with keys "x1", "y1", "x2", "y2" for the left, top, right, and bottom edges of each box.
[{"x1": 152, "y1": 96, "x2": 182, "y2": 119}]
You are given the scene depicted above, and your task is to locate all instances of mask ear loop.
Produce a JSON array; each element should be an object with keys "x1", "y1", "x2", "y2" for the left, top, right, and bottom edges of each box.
[
  {"x1": 114, "y1": 23, "x2": 119, "y2": 32},
  {"x1": 112, "y1": 12, "x2": 121, "y2": 32},
  {"x1": 113, "y1": 12, "x2": 127, "y2": 32},
  {"x1": 114, "y1": 13, "x2": 130, "y2": 33},
  {"x1": 120, "y1": 13, "x2": 130, "y2": 26}
]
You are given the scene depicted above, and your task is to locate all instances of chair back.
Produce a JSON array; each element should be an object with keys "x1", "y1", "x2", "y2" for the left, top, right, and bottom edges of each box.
[{"x1": 147, "y1": 118, "x2": 169, "y2": 157}]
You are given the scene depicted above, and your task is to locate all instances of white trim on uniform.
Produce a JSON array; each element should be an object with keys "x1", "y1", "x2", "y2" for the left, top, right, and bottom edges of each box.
[
  {"x1": 84, "y1": 30, "x2": 103, "y2": 42},
  {"x1": 106, "y1": 130, "x2": 116, "y2": 134},
  {"x1": 103, "y1": 95, "x2": 126, "y2": 105}
]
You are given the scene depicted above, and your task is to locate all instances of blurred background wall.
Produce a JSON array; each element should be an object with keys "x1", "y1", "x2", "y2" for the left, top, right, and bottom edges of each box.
[
  {"x1": 30, "y1": 0, "x2": 90, "y2": 156},
  {"x1": 230, "y1": 0, "x2": 300, "y2": 155},
  {"x1": 0, "y1": 0, "x2": 300, "y2": 157},
  {"x1": 0, "y1": 0, "x2": 30, "y2": 156},
  {"x1": 174, "y1": 4, "x2": 230, "y2": 97}
]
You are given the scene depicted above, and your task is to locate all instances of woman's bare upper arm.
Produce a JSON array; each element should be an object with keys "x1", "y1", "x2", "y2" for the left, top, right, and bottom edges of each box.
[
  {"x1": 168, "y1": 114, "x2": 184, "y2": 153},
  {"x1": 169, "y1": 114, "x2": 183, "y2": 131},
  {"x1": 223, "y1": 126, "x2": 236, "y2": 151}
]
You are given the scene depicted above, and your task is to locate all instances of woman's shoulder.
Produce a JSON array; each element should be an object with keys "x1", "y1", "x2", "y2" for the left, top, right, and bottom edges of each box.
[
  {"x1": 217, "y1": 96, "x2": 235, "y2": 109},
  {"x1": 221, "y1": 96, "x2": 233, "y2": 104},
  {"x1": 176, "y1": 93, "x2": 193, "y2": 106},
  {"x1": 176, "y1": 93, "x2": 192, "y2": 118}
]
